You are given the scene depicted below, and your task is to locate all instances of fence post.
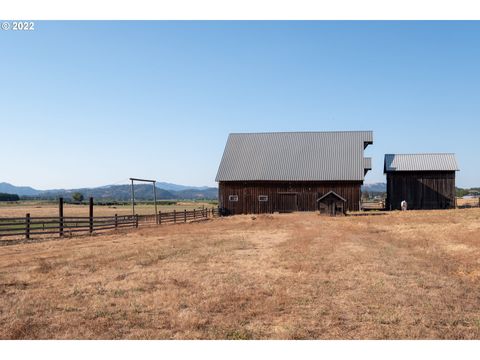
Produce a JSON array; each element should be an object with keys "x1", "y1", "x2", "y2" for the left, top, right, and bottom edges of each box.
[
  {"x1": 89, "y1": 197, "x2": 94, "y2": 234},
  {"x1": 212, "y1": 206, "x2": 215, "y2": 217},
  {"x1": 59, "y1": 197, "x2": 64, "y2": 237},
  {"x1": 159, "y1": 211, "x2": 162, "y2": 224},
  {"x1": 194, "y1": 208, "x2": 196, "y2": 219},
  {"x1": 184, "y1": 209, "x2": 187, "y2": 223},
  {"x1": 115, "y1": 214, "x2": 118, "y2": 228},
  {"x1": 25, "y1": 213, "x2": 30, "y2": 240},
  {"x1": 174, "y1": 209, "x2": 176, "y2": 224},
  {"x1": 135, "y1": 214, "x2": 138, "y2": 228}
]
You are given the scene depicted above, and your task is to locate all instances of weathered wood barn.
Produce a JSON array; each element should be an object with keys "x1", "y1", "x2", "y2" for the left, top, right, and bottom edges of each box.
[
  {"x1": 384, "y1": 153, "x2": 459, "y2": 210},
  {"x1": 216, "y1": 131, "x2": 373, "y2": 215}
]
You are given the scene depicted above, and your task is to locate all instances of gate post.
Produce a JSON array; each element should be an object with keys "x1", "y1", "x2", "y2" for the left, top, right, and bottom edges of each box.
[
  {"x1": 25, "y1": 213, "x2": 30, "y2": 240},
  {"x1": 59, "y1": 197, "x2": 64, "y2": 237},
  {"x1": 89, "y1": 197, "x2": 94, "y2": 234}
]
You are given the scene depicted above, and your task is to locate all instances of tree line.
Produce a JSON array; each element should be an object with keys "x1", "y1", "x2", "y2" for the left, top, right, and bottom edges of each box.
[
  {"x1": 0, "y1": 193, "x2": 20, "y2": 201},
  {"x1": 456, "y1": 187, "x2": 480, "y2": 197}
]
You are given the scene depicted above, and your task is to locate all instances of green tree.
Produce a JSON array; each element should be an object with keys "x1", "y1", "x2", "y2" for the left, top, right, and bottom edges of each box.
[
  {"x1": 456, "y1": 187, "x2": 470, "y2": 198},
  {"x1": 362, "y1": 190, "x2": 370, "y2": 201},
  {"x1": 0, "y1": 193, "x2": 20, "y2": 201},
  {"x1": 72, "y1": 192, "x2": 84, "y2": 203}
]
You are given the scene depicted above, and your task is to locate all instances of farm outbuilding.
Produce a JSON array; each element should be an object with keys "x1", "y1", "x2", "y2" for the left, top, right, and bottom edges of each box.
[
  {"x1": 215, "y1": 131, "x2": 373, "y2": 215},
  {"x1": 384, "y1": 153, "x2": 459, "y2": 210},
  {"x1": 317, "y1": 191, "x2": 347, "y2": 216}
]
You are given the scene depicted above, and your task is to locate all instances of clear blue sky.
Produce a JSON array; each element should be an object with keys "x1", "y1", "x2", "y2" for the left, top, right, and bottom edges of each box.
[{"x1": 1, "y1": 21, "x2": 479, "y2": 189}]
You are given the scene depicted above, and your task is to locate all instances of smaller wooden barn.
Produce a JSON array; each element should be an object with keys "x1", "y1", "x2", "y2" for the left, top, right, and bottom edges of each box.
[{"x1": 384, "y1": 153, "x2": 459, "y2": 210}]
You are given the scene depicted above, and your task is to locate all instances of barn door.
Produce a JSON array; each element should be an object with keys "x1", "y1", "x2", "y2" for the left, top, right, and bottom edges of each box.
[{"x1": 278, "y1": 193, "x2": 298, "y2": 213}]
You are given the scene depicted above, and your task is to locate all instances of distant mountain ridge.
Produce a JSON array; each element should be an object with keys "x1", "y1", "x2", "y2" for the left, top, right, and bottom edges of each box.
[
  {"x1": 361, "y1": 182, "x2": 386, "y2": 193},
  {"x1": 0, "y1": 182, "x2": 218, "y2": 200},
  {"x1": 0, "y1": 182, "x2": 41, "y2": 196},
  {"x1": 152, "y1": 182, "x2": 210, "y2": 191}
]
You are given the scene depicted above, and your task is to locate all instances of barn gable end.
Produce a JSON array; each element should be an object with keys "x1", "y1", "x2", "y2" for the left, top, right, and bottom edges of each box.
[{"x1": 384, "y1": 153, "x2": 459, "y2": 210}]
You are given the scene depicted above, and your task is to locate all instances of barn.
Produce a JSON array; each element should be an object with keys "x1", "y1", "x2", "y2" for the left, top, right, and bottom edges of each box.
[
  {"x1": 215, "y1": 131, "x2": 373, "y2": 215},
  {"x1": 384, "y1": 153, "x2": 459, "y2": 210}
]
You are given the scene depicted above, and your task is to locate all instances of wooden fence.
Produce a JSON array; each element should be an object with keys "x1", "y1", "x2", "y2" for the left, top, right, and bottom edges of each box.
[
  {"x1": 361, "y1": 198, "x2": 480, "y2": 211},
  {"x1": 360, "y1": 201, "x2": 385, "y2": 211},
  {"x1": 0, "y1": 207, "x2": 219, "y2": 241},
  {"x1": 137, "y1": 207, "x2": 219, "y2": 225},
  {"x1": 455, "y1": 198, "x2": 480, "y2": 209}
]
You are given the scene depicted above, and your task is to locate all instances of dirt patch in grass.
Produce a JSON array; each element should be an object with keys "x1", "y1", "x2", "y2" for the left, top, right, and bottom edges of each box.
[{"x1": 0, "y1": 209, "x2": 479, "y2": 339}]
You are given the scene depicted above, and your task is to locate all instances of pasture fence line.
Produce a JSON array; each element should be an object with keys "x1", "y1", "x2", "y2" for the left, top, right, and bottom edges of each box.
[
  {"x1": 0, "y1": 214, "x2": 138, "y2": 240},
  {"x1": 137, "y1": 207, "x2": 219, "y2": 225},
  {"x1": 455, "y1": 197, "x2": 480, "y2": 209},
  {"x1": 360, "y1": 200, "x2": 385, "y2": 211},
  {"x1": 361, "y1": 198, "x2": 480, "y2": 211},
  {"x1": 0, "y1": 207, "x2": 220, "y2": 241}
]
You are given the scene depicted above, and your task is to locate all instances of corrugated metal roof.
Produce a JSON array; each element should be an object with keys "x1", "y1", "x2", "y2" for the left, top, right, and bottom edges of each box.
[
  {"x1": 215, "y1": 131, "x2": 373, "y2": 182},
  {"x1": 384, "y1": 154, "x2": 459, "y2": 172}
]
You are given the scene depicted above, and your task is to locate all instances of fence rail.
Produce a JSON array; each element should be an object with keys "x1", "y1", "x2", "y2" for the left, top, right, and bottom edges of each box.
[
  {"x1": 137, "y1": 207, "x2": 219, "y2": 225},
  {"x1": 361, "y1": 198, "x2": 480, "y2": 210},
  {"x1": 361, "y1": 201, "x2": 385, "y2": 211},
  {"x1": 456, "y1": 198, "x2": 480, "y2": 209},
  {"x1": 0, "y1": 207, "x2": 219, "y2": 241}
]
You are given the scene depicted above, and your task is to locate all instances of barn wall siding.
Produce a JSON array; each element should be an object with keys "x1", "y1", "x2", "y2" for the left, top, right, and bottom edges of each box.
[
  {"x1": 386, "y1": 171, "x2": 456, "y2": 210},
  {"x1": 219, "y1": 181, "x2": 361, "y2": 214}
]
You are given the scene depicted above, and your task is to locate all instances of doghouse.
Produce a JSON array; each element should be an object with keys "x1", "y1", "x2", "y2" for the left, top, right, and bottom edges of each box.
[{"x1": 317, "y1": 191, "x2": 346, "y2": 216}]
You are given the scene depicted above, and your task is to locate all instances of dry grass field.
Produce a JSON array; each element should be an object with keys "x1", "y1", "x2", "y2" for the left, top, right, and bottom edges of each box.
[
  {"x1": 0, "y1": 209, "x2": 479, "y2": 339},
  {"x1": 0, "y1": 201, "x2": 216, "y2": 218}
]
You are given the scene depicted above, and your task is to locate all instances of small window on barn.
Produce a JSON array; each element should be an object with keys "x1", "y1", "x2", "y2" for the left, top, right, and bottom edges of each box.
[
  {"x1": 228, "y1": 195, "x2": 238, "y2": 202},
  {"x1": 258, "y1": 195, "x2": 268, "y2": 202}
]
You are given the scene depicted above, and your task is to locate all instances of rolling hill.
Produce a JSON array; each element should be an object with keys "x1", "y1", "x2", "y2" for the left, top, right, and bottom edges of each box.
[{"x1": 0, "y1": 182, "x2": 218, "y2": 200}]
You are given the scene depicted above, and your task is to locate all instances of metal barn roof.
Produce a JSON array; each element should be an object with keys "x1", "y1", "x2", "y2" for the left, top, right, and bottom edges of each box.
[
  {"x1": 215, "y1": 131, "x2": 373, "y2": 182},
  {"x1": 384, "y1": 153, "x2": 459, "y2": 173}
]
